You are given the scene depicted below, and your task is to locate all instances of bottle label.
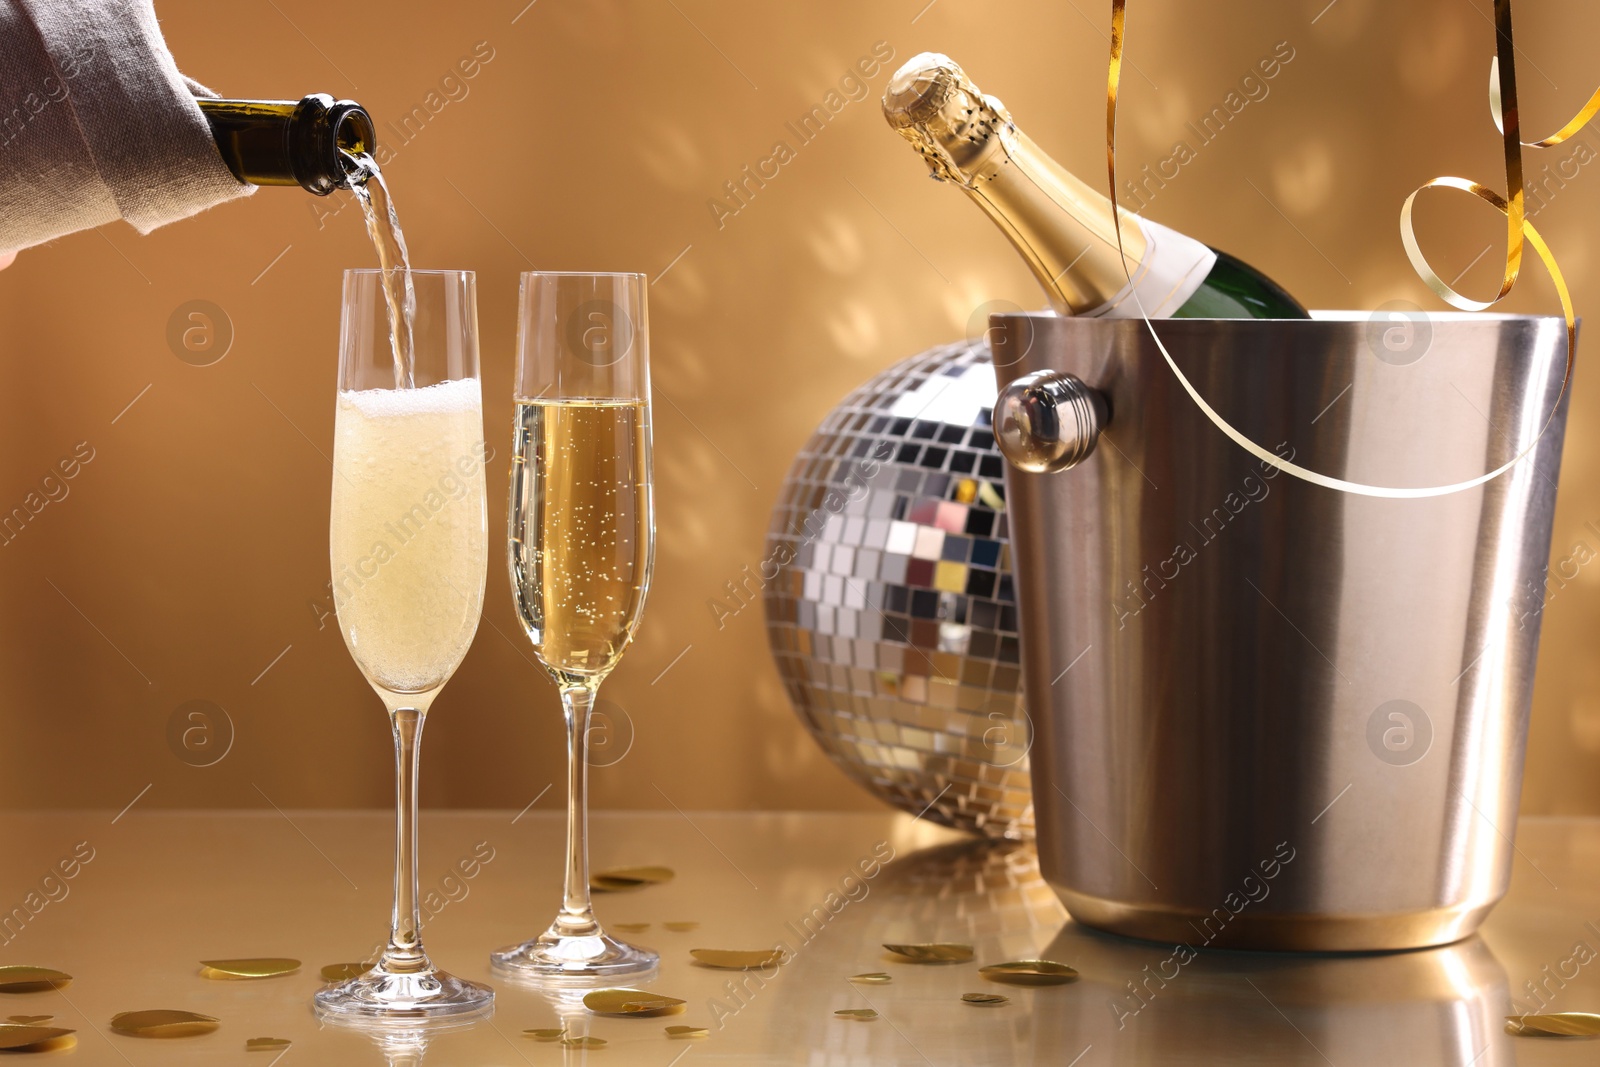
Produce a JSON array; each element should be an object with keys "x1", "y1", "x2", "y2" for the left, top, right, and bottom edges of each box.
[{"x1": 1080, "y1": 218, "x2": 1217, "y2": 319}]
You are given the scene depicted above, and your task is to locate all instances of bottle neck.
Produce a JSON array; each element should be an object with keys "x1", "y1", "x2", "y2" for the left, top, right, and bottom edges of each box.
[
  {"x1": 955, "y1": 123, "x2": 1148, "y2": 315},
  {"x1": 198, "y1": 94, "x2": 376, "y2": 196},
  {"x1": 884, "y1": 55, "x2": 1215, "y2": 317},
  {"x1": 894, "y1": 89, "x2": 1149, "y2": 315}
]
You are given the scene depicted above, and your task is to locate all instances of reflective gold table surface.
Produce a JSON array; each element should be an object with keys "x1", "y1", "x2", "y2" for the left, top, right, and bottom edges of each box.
[{"x1": 4, "y1": 811, "x2": 1599, "y2": 1065}]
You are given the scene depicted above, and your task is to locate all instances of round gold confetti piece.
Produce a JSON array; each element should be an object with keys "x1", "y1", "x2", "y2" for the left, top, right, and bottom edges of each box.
[
  {"x1": 978, "y1": 960, "x2": 1079, "y2": 986},
  {"x1": 665, "y1": 1025, "x2": 708, "y2": 1039},
  {"x1": 590, "y1": 866, "x2": 674, "y2": 892},
  {"x1": 882, "y1": 943, "x2": 974, "y2": 964},
  {"x1": 5, "y1": 1016, "x2": 50, "y2": 1025},
  {"x1": 562, "y1": 1036, "x2": 607, "y2": 1049},
  {"x1": 962, "y1": 993, "x2": 1010, "y2": 1006},
  {"x1": 612, "y1": 923, "x2": 651, "y2": 933},
  {"x1": 583, "y1": 989, "x2": 686, "y2": 1017},
  {"x1": 109, "y1": 1010, "x2": 221, "y2": 1038},
  {"x1": 1506, "y1": 1012, "x2": 1600, "y2": 1037},
  {"x1": 0, "y1": 1025, "x2": 75, "y2": 1051},
  {"x1": 320, "y1": 962, "x2": 372, "y2": 983},
  {"x1": 849, "y1": 973, "x2": 892, "y2": 984},
  {"x1": 523, "y1": 1028, "x2": 566, "y2": 1041},
  {"x1": 663, "y1": 921, "x2": 699, "y2": 932},
  {"x1": 246, "y1": 1037, "x2": 292, "y2": 1051},
  {"x1": 834, "y1": 1009, "x2": 878, "y2": 1020},
  {"x1": 0, "y1": 968, "x2": 71, "y2": 994},
  {"x1": 199, "y1": 958, "x2": 301, "y2": 980},
  {"x1": 689, "y1": 949, "x2": 784, "y2": 971}
]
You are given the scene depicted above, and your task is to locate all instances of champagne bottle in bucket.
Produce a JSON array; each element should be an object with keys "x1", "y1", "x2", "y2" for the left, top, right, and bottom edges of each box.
[{"x1": 881, "y1": 51, "x2": 1308, "y2": 321}]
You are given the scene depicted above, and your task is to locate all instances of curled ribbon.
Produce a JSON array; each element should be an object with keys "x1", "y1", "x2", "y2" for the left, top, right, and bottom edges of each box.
[{"x1": 1105, "y1": 0, "x2": 1591, "y2": 498}]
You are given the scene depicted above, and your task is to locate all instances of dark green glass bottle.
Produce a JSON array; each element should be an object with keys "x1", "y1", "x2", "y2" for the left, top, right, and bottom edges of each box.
[{"x1": 197, "y1": 94, "x2": 376, "y2": 195}]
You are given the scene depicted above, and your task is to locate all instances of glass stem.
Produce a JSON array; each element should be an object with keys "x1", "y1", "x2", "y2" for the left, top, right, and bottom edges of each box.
[
  {"x1": 383, "y1": 706, "x2": 428, "y2": 973},
  {"x1": 555, "y1": 684, "x2": 600, "y2": 938}
]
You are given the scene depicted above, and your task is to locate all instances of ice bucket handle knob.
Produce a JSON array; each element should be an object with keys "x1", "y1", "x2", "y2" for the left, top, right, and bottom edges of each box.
[{"x1": 995, "y1": 369, "x2": 1108, "y2": 473}]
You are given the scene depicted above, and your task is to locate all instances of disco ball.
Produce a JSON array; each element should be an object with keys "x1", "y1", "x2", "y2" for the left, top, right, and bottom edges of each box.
[{"x1": 763, "y1": 340, "x2": 1033, "y2": 839}]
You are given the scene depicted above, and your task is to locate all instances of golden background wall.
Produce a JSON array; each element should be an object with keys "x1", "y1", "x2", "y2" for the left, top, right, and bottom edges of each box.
[{"x1": 1, "y1": 0, "x2": 1596, "y2": 815}]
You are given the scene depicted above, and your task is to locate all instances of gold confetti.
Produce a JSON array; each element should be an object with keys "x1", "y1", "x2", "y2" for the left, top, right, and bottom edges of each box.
[
  {"x1": 523, "y1": 1028, "x2": 566, "y2": 1041},
  {"x1": 612, "y1": 923, "x2": 651, "y2": 933},
  {"x1": 1506, "y1": 1012, "x2": 1600, "y2": 1037},
  {"x1": 5, "y1": 1016, "x2": 51, "y2": 1025},
  {"x1": 834, "y1": 1009, "x2": 878, "y2": 1020},
  {"x1": 663, "y1": 921, "x2": 699, "y2": 932},
  {"x1": 583, "y1": 989, "x2": 686, "y2": 1017},
  {"x1": 665, "y1": 1025, "x2": 708, "y2": 1039},
  {"x1": 979, "y1": 960, "x2": 1078, "y2": 986},
  {"x1": 0, "y1": 967, "x2": 71, "y2": 993},
  {"x1": 200, "y1": 958, "x2": 301, "y2": 980},
  {"x1": 246, "y1": 1037, "x2": 292, "y2": 1051},
  {"x1": 110, "y1": 1010, "x2": 221, "y2": 1038},
  {"x1": 591, "y1": 866, "x2": 674, "y2": 892},
  {"x1": 882, "y1": 943, "x2": 974, "y2": 963},
  {"x1": 562, "y1": 1036, "x2": 607, "y2": 1048},
  {"x1": 0, "y1": 1025, "x2": 75, "y2": 1051},
  {"x1": 962, "y1": 993, "x2": 1009, "y2": 1005},
  {"x1": 689, "y1": 949, "x2": 784, "y2": 970},
  {"x1": 320, "y1": 962, "x2": 372, "y2": 982},
  {"x1": 850, "y1": 973, "x2": 892, "y2": 984}
]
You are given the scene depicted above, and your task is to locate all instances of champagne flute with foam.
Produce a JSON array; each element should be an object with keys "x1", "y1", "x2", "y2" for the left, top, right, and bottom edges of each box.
[{"x1": 316, "y1": 268, "x2": 493, "y2": 1018}]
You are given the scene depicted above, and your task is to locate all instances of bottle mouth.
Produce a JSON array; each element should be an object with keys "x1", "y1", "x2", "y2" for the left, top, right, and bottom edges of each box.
[
  {"x1": 291, "y1": 94, "x2": 377, "y2": 195},
  {"x1": 331, "y1": 104, "x2": 376, "y2": 161}
]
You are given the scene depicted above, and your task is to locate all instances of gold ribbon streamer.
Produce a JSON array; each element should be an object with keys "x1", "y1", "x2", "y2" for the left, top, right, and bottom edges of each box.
[
  {"x1": 1104, "y1": 0, "x2": 1587, "y2": 499},
  {"x1": 1489, "y1": 56, "x2": 1600, "y2": 149}
]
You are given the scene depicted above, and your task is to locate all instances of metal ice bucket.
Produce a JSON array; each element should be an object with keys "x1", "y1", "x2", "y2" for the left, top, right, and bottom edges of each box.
[{"x1": 989, "y1": 311, "x2": 1572, "y2": 951}]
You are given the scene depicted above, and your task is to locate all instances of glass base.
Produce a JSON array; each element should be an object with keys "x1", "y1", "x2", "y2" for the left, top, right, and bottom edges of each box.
[
  {"x1": 491, "y1": 929, "x2": 658, "y2": 982},
  {"x1": 314, "y1": 964, "x2": 494, "y2": 1020}
]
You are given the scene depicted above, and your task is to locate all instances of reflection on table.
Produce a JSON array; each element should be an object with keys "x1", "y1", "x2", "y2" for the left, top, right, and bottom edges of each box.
[{"x1": 1, "y1": 812, "x2": 1595, "y2": 1064}]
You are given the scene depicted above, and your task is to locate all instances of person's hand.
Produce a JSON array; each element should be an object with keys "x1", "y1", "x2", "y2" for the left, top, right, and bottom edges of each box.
[{"x1": 0, "y1": 252, "x2": 15, "y2": 270}]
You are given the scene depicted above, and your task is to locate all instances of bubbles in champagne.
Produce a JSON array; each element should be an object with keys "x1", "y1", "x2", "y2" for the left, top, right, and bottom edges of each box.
[
  {"x1": 510, "y1": 399, "x2": 652, "y2": 684},
  {"x1": 330, "y1": 378, "x2": 488, "y2": 697}
]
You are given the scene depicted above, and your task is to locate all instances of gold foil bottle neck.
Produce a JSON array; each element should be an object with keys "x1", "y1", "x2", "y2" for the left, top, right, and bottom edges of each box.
[
  {"x1": 882, "y1": 52, "x2": 1012, "y2": 187},
  {"x1": 882, "y1": 49, "x2": 1159, "y2": 314}
]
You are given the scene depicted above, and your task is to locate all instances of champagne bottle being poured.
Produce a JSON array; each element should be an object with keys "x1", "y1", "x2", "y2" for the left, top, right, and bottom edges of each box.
[
  {"x1": 881, "y1": 52, "x2": 1308, "y2": 320},
  {"x1": 197, "y1": 95, "x2": 376, "y2": 194},
  {"x1": 200, "y1": 94, "x2": 414, "y2": 388}
]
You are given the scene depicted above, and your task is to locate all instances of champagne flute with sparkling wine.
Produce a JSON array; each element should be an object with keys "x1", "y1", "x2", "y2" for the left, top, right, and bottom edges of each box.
[
  {"x1": 493, "y1": 272, "x2": 657, "y2": 980},
  {"x1": 316, "y1": 269, "x2": 493, "y2": 1018}
]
